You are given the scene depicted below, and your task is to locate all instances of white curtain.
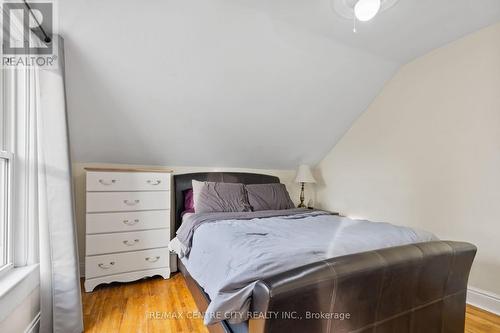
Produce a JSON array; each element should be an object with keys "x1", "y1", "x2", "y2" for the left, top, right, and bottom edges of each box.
[
  {"x1": 9, "y1": 35, "x2": 83, "y2": 332},
  {"x1": 37, "y1": 36, "x2": 83, "y2": 333}
]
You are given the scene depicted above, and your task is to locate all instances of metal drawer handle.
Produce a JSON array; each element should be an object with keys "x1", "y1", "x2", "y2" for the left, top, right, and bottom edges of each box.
[
  {"x1": 123, "y1": 239, "x2": 140, "y2": 246},
  {"x1": 123, "y1": 219, "x2": 140, "y2": 225},
  {"x1": 98, "y1": 261, "x2": 115, "y2": 269},
  {"x1": 123, "y1": 199, "x2": 140, "y2": 206},
  {"x1": 145, "y1": 256, "x2": 160, "y2": 263},
  {"x1": 99, "y1": 179, "x2": 116, "y2": 185},
  {"x1": 147, "y1": 180, "x2": 161, "y2": 186}
]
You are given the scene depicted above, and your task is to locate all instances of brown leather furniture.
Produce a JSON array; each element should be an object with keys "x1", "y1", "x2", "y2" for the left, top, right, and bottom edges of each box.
[
  {"x1": 174, "y1": 173, "x2": 476, "y2": 333},
  {"x1": 250, "y1": 241, "x2": 476, "y2": 333}
]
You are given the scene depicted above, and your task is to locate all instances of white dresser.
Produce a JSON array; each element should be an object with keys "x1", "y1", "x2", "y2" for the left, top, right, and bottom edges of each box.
[{"x1": 84, "y1": 167, "x2": 172, "y2": 292}]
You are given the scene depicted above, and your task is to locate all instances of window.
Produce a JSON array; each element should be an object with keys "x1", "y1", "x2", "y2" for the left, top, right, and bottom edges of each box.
[
  {"x1": 0, "y1": 151, "x2": 10, "y2": 269},
  {"x1": 0, "y1": 68, "x2": 13, "y2": 272}
]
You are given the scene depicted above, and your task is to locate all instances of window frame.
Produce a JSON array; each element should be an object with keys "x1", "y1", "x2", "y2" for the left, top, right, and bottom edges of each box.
[
  {"x1": 0, "y1": 151, "x2": 13, "y2": 275},
  {"x1": 0, "y1": 67, "x2": 14, "y2": 276}
]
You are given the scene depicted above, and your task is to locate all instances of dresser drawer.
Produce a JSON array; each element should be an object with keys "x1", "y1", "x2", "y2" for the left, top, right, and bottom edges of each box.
[
  {"x1": 86, "y1": 229, "x2": 170, "y2": 255},
  {"x1": 85, "y1": 248, "x2": 169, "y2": 278},
  {"x1": 86, "y1": 171, "x2": 171, "y2": 192},
  {"x1": 86, "y1": 210, "x2": 170, "y2": 234},
  {"x1": 86, "y1": 191, "x2": 170, "y2": 212}
]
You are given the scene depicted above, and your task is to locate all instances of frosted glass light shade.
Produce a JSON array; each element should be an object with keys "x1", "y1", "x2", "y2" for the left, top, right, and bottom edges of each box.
[
  {"x1": 354, "y1": 0, "x2": 381, "y2": 22},
  {"x1": 295, "y1": 165, "x2": 316, "y2": 184}
]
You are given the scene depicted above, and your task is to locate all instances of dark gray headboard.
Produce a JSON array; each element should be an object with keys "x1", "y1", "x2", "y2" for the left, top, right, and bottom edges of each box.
[{"x1": 173, "y1": 172, "x2": 280, "y2": 232}]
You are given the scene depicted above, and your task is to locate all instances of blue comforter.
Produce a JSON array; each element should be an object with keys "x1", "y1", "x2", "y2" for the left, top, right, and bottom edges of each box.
[{"x1": 169, "y1": 210, "x2": 436, "y2": 325}]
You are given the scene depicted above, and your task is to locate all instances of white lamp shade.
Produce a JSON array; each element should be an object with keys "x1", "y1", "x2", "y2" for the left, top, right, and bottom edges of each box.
[{"x1": 295, "y1": 165, "x2": 316, "y2": 184}]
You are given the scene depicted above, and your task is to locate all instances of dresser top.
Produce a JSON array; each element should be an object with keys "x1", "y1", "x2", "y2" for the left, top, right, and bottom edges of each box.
[{"x1": 84, "y1": 167, "x2": 173, "y2": 173}]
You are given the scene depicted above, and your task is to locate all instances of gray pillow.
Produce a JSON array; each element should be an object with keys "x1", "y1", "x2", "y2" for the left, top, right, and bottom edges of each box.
[
  {"x1": 192, "y1": 180, "x2": 252, "y2": 213},
  {"x1": 245, "y1": 183, "x2": 295, "y2": 211}
]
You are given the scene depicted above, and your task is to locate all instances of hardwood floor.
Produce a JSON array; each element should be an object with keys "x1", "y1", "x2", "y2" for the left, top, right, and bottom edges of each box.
[
  {"x1": 82, "y1": 273, "x2": 500, "y2": 333},
  {"x1": 465, "y1": 305, "x2": 500, "y2": 333},
  {"x1": 82, "y1": 274, "x2": 209, "y2": 333}
]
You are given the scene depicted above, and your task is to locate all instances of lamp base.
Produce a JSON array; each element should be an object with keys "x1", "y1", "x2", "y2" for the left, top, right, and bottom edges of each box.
[{"x1": 298, "y1": 182, "x2": 305, "y2": 208}]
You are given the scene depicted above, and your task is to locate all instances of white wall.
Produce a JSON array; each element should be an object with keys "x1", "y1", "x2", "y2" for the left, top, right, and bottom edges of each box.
[
  {"x1": 73, "y1": 163, "x2": 314, "y2": 272},
  {"x1": 0, "y1": 287, "x2": 40, "y2": 333},
  {"x1": 316, "y1": 23, "x2": 500, "y2": 296}
]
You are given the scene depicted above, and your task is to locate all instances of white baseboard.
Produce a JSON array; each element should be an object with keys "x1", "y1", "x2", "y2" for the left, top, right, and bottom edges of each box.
[
  {"x1": 24, "y1": 312, "x2": 40, "y2": 333},
  {"x1": 467, "y1": 287, "x2": 500, "y2": 315}
]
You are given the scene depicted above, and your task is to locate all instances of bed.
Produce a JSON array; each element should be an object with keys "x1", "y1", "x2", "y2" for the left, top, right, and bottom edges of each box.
[{"x1": 170, "y1": 172, "x2": 476, "y2": 333}]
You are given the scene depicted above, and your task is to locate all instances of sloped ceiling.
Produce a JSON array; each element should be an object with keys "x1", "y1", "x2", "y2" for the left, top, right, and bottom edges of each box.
[{"x1": 60, "y1": 0, "x2": 500, "y2": 169}]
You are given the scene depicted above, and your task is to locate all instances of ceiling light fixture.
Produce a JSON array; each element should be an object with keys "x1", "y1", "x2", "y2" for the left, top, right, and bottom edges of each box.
[
  {"x1": 354, "y1": 0, "x2": 381, "y2": 22},
  {"x1": 332, "y1": 0, "x2": 400, "y2": 33}
]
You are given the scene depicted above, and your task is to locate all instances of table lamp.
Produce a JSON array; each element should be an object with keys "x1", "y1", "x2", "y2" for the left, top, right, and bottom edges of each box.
[{"x1": 295, "y1": 165, "x2": 316, "y2": 208}]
